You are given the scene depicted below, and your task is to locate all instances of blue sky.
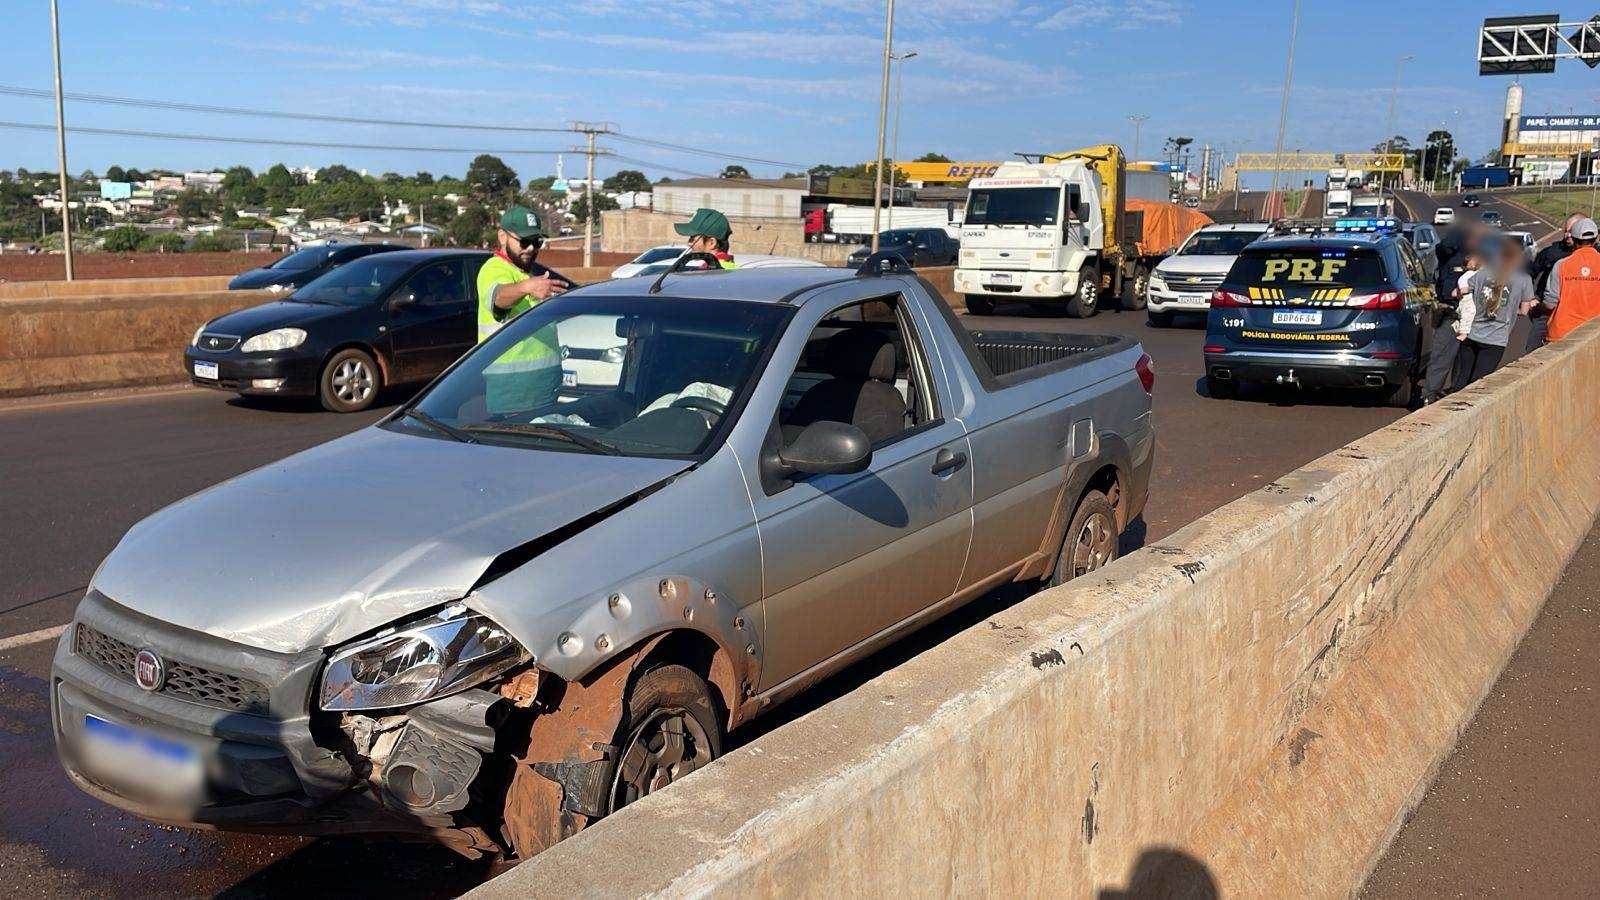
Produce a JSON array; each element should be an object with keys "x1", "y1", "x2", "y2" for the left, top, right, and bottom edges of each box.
[{"x1": 5, "y1": 1, "x2": 1600, "y2": 187}]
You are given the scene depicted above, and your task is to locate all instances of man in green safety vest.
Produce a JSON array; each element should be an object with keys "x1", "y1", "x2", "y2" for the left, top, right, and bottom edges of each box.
[
  {"x1": 476, "y1": 206, "x2": 570, "y2": 412},
  {"x1": 674, "y1": 207, "x2": 738, "y2": 268}
]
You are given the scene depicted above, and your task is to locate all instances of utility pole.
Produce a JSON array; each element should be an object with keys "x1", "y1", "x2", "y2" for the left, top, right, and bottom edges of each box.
[
  {"x1": 870, "y1": 0, "x2": 896, "y2": 254},
  {"x1": 50, "y1": 0, "x2": 74, "y2": 280},
  {"x1": 1128, "y1": 114, "x2": 1149, "y2": 163},
  {"x1": 570, "y1": 122, "x2": 614, "y2": 268},
  {"x1": 1268, "y1": 0, "x2": 1300, "y2": 220},
  {"x1": 1383, "y1": 54, "x2": 1413, "y2": 193},
  {"x1": 887, "y1": 50, "x2": 917, "y2": 231}
]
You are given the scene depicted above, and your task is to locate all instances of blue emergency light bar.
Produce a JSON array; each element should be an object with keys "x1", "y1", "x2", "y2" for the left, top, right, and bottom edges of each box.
[{"x1": 1332, "y1": 217, "x2": 1398, "y2": 233}]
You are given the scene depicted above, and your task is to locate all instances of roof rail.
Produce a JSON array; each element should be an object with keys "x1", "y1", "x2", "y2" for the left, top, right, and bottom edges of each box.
[{"x1": 854, "y1": 251, "x2": 914, "y2": 277}]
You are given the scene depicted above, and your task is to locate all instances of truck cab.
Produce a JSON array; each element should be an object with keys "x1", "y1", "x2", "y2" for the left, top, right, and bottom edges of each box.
[{"x1": 953, "y1": 162, "x2": 1102, "y2": 316}]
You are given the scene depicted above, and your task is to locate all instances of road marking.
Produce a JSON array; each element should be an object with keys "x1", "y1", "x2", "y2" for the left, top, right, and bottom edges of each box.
[{"x1": 0, "y1": 623, "x2": 67, "y2": 651}]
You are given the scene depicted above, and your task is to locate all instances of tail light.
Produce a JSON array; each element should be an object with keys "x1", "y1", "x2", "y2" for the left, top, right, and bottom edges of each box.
[
  {"x1": 1211, "y1": 288, "x2": 1249, "y2": 307},
  {"x1": 1135, "y1": 353, "x2": 1155, "y2": 394},
  {"x1": 1347, "y1": 290, "x2": 1402, "y2": 310},
  {"x1": 1203, "y1": 345, "x2": 1227, "y2": 353}
]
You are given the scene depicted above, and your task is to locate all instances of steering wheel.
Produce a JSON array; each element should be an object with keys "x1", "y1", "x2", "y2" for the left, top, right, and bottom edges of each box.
[{"x1": 670, "y1": 395, "x2": 727, "y2": 425}]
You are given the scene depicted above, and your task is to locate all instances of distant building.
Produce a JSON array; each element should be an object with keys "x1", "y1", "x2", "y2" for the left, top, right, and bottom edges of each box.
[
  {"x1": 183, "y1": 171, "x2": 226, "y2": 192},
  {"x1": 652, "y1": 177, "x2": 807, "y2": 219}
]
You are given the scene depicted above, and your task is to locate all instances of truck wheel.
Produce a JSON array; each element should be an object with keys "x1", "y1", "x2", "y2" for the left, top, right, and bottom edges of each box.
[
  {"x1": 1121, "y1": 266, "x2": 1149, "y2": 311},
  {"x1": 607, "y1": 664, "x2": 723, "y2": 814},
  {"x1": 1050, "y1": 489, "x2": 1118, "y2": 586},
  {"x1": 963, "y1": 294, "x2": 996, "y2": 316},
  {"x1": 1147, "y1": 310, "x2": 1174, "y2": 328},
  {"x1": 319, "y1": 348, "x2": 381, "y2": 413},
  {"x1": 1205, "y1": 374, "x2": 1239, "y2": 400},
  {"x1": 1066, "y1": 279, "x2": 1099, "y2": 318}
]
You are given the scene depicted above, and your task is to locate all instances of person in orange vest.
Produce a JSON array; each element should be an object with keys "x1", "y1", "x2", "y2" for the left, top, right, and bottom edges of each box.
[{"x1": 1541, "y1": 216, "x2": 1600, "y2": 343}]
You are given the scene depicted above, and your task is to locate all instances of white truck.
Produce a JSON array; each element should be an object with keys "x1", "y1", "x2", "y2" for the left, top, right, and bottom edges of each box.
[
  {"x1": 1325, "y1": 188, "x2": 1352, "y2": 218},
  {"x1": 1348, "y1": 194, "x2": 1391, "y2": 218},
  {"x1": 954, "y1": 144, "x2": 1206, "y2": 318}
]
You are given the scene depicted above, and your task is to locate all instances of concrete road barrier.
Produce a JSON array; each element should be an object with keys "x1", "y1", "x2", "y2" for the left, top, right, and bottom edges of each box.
[
  {"x1": 0, "y1": 275, "x2": 236, "y2": 300},
  {"x1": 473, "y1": 321, "x2": 1600, "y2": 898}
]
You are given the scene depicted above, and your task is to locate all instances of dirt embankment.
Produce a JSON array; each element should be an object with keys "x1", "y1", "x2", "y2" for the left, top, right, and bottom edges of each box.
[{"x1": 0, "y1": 249, "x2": 634, "y2": 284}]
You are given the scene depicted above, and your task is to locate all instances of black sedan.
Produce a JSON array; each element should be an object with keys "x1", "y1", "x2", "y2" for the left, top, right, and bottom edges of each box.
[
  {"x1": 1481, "y1": 210, "x2": 1503, "y2": 228},
  {"x1": 846, "y1": 228, "x2": 959, "y2": 269},
  {"x1": 188, "y1": 250, "x2": 489, "y2": 412},
  {"x1": 227, "y1": 242, "x2": 404, "y2": 292},
  {"x1": 1461, "y1": 194, "x2": 1481, "y2": 208}
]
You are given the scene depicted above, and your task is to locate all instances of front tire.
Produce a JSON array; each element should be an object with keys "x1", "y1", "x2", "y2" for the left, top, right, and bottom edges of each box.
[
  {"x1": 963, "y1": 294, "x2": 996, "y2": 316},
  {"x1": 607, "y1": 665, "x2": 723, "y2": 814},
  {"x1": 1050, "y1": 489, "x2": 1119, "y2": 586},
  {"x1": 1066, "y1": 277, "x2": 1099, "y2": 319},
  {"x1": 319, "y1": 348, "x2": 381, "y2": 413}
]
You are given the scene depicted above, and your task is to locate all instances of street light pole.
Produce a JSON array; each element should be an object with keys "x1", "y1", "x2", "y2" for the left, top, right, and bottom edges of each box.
[
  {"x1": 50, "y1": 0, "x2": 74, "y2": 280},
  {"x1": 1383, "y1": 54, "x2": 1414, "y2": 193},
  {"x1": 887, "y1": 50, "x2": 917, "y2": 231},
  {"x1": 1267, "y1": 0, "x2": 1301, "y2": 220},
  {"x1": 870, "y1": 0, "x2": 895, "y2": 255},
  {"x1": 1128, "y1": 114, "x2": 1149, "y2": 163}
]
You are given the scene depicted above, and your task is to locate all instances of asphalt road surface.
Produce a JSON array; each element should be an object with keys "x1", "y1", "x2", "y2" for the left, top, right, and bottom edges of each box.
[{"x1": 0, "y1": 304, "x2": 1408, "y2": 897}]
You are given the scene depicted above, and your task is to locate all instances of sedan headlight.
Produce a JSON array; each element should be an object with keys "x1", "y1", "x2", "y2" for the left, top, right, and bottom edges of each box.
[
  {"x1": 240, "y1": 327, "x2": 307, "y2": 353},
  {"x1": 191, "y1": 324, "x2": 206, "y2": 347},
  {"x1": 319, "y1": 604, "x2": 530, "y2": 711}
]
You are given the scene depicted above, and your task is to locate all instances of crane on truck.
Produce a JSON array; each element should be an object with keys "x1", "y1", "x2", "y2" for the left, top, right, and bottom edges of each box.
[{"x1": 954, "y1": 143, "x2": 1212, "y2": 317}]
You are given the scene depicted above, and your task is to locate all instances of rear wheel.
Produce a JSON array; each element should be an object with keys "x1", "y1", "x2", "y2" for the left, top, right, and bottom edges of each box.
[
  {"x1": 963, "y1": 294, "x2": 996, "y2": 316},
  {"x1": 319, "y1": 348, "x2": 381, "y2": 413},
  {"x1": 1205, "y1": 374, "x2": 1239, "y2": 400},
  {"x1": 1121, "y1": 266, "x2": 1149, "y2": 311},
  {"x1": 1147, "y1": 310, "x2": 1175, "y2": 328},
  {"x1": 1050, "y1": 489, "x2": 1118, "y2": 586},
  {"x1": 1383, "y1": 377, "x2": 1416, "y2": 409},
  {"x1": 607, "y1": 665, "x2": 723, "y2": 814},
  {"x1": 1066, "y1": 277, "x2": 1099, "y2": 319}
]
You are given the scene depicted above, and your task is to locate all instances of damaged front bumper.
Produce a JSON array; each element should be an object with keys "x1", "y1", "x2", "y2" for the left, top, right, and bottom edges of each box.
[{"x1": 50, "y1": 591, "x2": 502, "y2": 851}]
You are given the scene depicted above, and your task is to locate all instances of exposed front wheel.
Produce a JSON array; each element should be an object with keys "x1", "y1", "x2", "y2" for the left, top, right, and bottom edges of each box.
[
  {"x1": 1066, "y1": 278, "x2": 1099, "y2": 318},
  {"x1": 963, "y1": 294, "x2": 996, "y2": 315},
  {"x1": 319, "y1": 348, "x2": 381, "y2": 413},
  {"x1": 1050, "y1": 489, "x2": 1119, "y2": 586},
  {"x1": 607, "y1": 665, "x2": 723, "y2": 814}
]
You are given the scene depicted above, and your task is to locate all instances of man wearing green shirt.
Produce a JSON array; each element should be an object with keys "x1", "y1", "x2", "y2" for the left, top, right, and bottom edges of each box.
[{"x1": 477, "y1": 206, "x2": 569, "y2": 412}]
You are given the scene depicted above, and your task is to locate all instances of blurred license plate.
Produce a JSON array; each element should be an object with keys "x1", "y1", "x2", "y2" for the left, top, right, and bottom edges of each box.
[
  {"x1": 988, "y1": 273, "x2": 1013, "y2": 284},
  {"x1": 193, "y1": 361, "x2": 219, "y2": 380},
  {"x1": 1178, "y1": 293, "x2": 1208, "y2": 304},
  {"x1": 561, "y1": 369, "x2": 577, "y2": 387},
  {"x1": 1272, "y1": 310, "x2": 1322, "y2": 325},
  {"x1": 81, "y1": 714, "x2": 202, "y2": 799}
]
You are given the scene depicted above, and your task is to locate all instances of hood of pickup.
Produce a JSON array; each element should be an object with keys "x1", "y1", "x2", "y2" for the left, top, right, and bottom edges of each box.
[
  {"x1": 90, "y1": 426, "x2": 690, "y2": 653},
  {"x1": 1155, "y1": 254, "x2": 1238, "y2": 279}
]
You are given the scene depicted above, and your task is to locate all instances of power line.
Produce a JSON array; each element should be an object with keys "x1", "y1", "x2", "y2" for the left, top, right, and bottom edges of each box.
[
  {"x1": 0, "y1": 120, "x2": 569, "y2": 155},
  {"x1": 0, "y1": 84, "x2": 574, "y2": 134},
  {"x1": 0, "y1": 84, "x2": 809, "y2": 170},
  {"x1": 610, "y1": 153, "x2": 716, "y2": 180}
]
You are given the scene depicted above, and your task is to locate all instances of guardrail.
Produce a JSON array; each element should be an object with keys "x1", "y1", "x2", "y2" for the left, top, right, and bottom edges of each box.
[{"x1": 471, "y1": 320, "x2": 1600, "y2": 898}]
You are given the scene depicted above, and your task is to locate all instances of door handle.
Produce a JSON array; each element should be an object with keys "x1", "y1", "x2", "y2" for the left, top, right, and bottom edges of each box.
[{"x1": 931, "y1": 448, "x2": 968, "y2": 476}]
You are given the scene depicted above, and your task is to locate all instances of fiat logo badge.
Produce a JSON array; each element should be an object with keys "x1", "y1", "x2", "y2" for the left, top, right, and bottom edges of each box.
[{"x1": 134, "y1": 649, "x2": 165, "y2": 691}]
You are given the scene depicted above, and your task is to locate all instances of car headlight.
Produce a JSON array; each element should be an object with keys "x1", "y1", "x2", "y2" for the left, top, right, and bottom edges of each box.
[
  {"x1": 1148, "y1": 274, "x2": 1167, "y2": 290},
  {"x1": 191, "y1": 324, "x2": 206, "y2": 347},
  {"x1": 320, "y1": 604, "x2": 530, "y2": 711},
  {"x1": 240, "y1": 327, "x2": 307, "y2": 353}
]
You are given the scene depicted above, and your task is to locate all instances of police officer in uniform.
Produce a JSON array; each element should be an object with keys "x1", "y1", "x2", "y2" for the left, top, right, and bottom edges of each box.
[{"x1": 674, "y1": 208, "x2": 738, "y2": 268}]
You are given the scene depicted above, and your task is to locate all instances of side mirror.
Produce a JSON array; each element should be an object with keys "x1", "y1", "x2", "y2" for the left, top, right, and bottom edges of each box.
[
  {"x1": 391, "y1": 292, "x2": 417, "y2": 310},
  {"x1": 914, "y1": 242, "x2": 929, "y2": 250},
  {"x1": 776, "y1": 421, "x2": 872, "y2": 477}
]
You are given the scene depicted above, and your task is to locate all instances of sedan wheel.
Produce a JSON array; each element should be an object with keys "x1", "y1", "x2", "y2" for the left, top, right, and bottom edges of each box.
[
  {"x1": 607, "y1": 665, "x2": 722, "y2": 813},
  {"x1": 319, "y1": 348, "x2": 381, "y2": 413},
  {"x1": 1050, "y1": 489, "x2": 1119, "y2": 586}
]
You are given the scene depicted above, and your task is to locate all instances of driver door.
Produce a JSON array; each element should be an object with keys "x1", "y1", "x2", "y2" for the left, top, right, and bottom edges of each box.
[
  {"x1": 748, "y1": 296, "x2": 973, "y2": 691},
  {"x1": 386, "y1": 258, "x2": 474, "y2": 382}
]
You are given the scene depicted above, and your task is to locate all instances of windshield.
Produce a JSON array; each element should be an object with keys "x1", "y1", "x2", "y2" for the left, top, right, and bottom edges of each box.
[
  {"x1": 403, "y1": 296, "x2": 790, "y2": 458},
  {"x1": 1179, "y1": 230, "x2": 1265, "y2": 256},
  {"x1": 965, "y1": 187, "x2": 1060, "y2": 226},
  {"x1": 269, "y1": 247, "x2": 335, "y2": 271},
  {"x1": 291, "y1": 256, "x2": 418, "y2": 306},
  {"x1": 634, "y1": 247, "x2": 683, "y2": 264},
  {"x1": 1230, "y1": 246, "x2": 1389, "y2": 289},
  {"x1": 876, "y1": 231, "x2": 918, "y2": 246}
]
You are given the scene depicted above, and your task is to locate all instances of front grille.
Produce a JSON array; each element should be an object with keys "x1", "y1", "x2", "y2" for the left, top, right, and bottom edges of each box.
[
  {"x1": 73, "y1": 623, "x2": 271, "y2": 715},
  {"x1": 198, "y1": 333, "x2": 240, "y2": 352},
  {"x1": 1160, "y1": 272, "x2": 1225, "y2": 288}
]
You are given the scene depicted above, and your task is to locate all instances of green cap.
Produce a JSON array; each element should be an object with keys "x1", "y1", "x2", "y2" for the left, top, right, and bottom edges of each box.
[
  {"x1": 673, "y1": 207, "x2": 732, "y2": 241},
  {"x1": 499, "y1": 205, "x2": 546, "y2": 239}
]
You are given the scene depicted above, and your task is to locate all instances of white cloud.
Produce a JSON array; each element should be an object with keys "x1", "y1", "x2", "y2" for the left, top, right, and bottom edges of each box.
[{"x1": 1036, "y1": 0, "x2": 1182, "y2": 30}]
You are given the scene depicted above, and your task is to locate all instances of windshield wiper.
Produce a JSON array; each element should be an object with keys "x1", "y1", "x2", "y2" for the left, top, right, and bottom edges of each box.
[
  {"x1": 401, "y1": 408, "x2": 477, "y2": 443},
  {"x1": 462, "y1": 422, "x2": 622, "y2": 455}
]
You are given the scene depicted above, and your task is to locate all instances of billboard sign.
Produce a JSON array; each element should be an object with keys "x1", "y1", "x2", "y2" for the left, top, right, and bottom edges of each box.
[
  {"x1": 99, "y1": 180, "x2": 132, "y2": 200},
  {"x1": 1520, "y1": 114, "x2": 1600, "y2": 130}
]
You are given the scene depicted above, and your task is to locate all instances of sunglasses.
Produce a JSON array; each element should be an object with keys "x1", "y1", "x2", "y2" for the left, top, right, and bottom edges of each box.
[{"x1": 514, "y1": 234, "x2": 545, "y2": 249}]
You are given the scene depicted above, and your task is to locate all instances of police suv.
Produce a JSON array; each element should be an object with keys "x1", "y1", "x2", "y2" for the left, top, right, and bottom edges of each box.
[{"x1": 1203, "y1": 217, "x2": 1434, "y2": 407}]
